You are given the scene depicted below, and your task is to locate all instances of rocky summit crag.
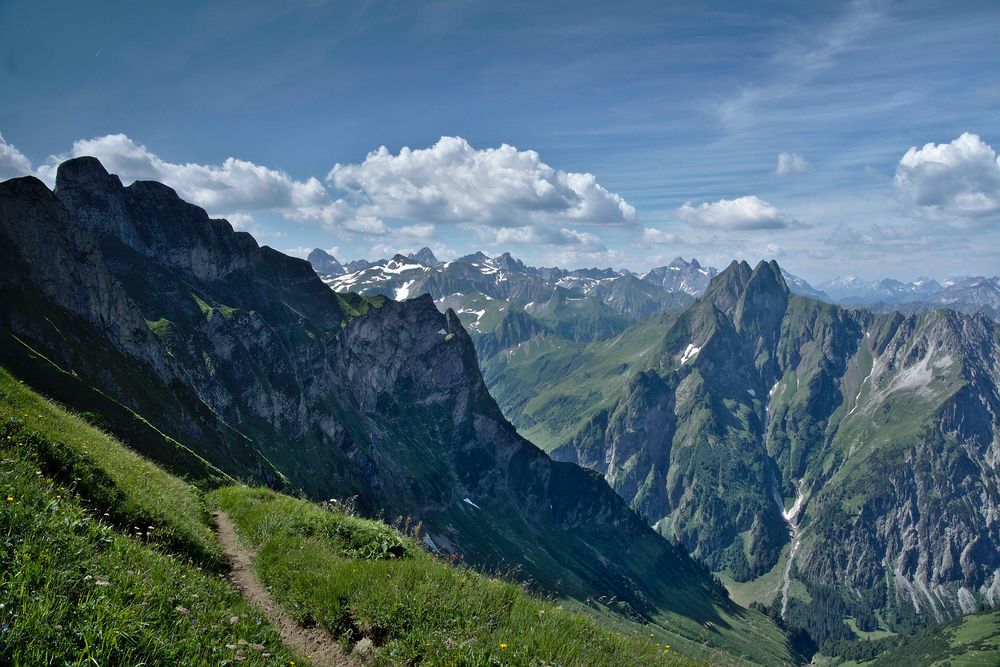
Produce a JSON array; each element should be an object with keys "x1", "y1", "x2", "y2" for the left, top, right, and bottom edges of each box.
[{"x1": 0, "y1": 159, "x2": 795, "y2": 665}]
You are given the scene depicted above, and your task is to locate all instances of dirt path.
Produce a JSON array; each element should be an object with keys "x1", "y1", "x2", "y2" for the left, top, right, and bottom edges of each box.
[{"x1": 213, "y1": 510, "x2": 360, "y2": 667}]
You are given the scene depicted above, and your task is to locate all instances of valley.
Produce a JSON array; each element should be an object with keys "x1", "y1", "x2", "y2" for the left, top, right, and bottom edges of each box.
[{"x1": 314, "y1": 247, "x2": 1000, "y2": 660}]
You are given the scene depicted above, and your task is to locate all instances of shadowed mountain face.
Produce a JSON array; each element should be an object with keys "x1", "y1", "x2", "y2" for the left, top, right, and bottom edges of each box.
[
  {"x1": 513, "y1": 259, "x2": 1000, "y2": 644},
  {"x1": 0, "y1": 159, "x2": 794, "y2": 665}
]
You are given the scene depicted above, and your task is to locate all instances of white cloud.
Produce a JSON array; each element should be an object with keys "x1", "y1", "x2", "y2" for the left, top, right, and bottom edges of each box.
[
  {"x1": 894, "y1": 132, "x2": 1000, "y2": 221},
  {"x1": 679, "y1": 196, "x2": 803, "y2": 230},
  {"x1": 327, "y1": 136, "x2": 636, "y2": 227},
  {"x1": 283, "y1": 247, "x2": 315, "y2": 259},
  {"x1": 283, "y1": 246, "x2": 343, "y2": 260},
  {"x1": 0, "y1": 133, "x2": 33, "y2": 180},
  {"x1": 762, "y1": 242, "x2": 786, "y2": 257},
  {"x1": 775, "y1": 152, "x2": 811, "y2": 176},
  {"x1": 397, "y1": 223, "x2": 436, "y2": 239},
  {"x1": 221, "y1": 212, "x2": 254, "y2": 228},
  {"x1": 641, "y1": 227, "x2": 683, "y2": 245},
  {"x1": 290, "y1": 199, "x2": 389, "y2": 235},
  {"x1": 472, "y1": 224, "x2": 607, "y2": 250},
  {"x1": 36, "y1": 133, "x2": 330, "y2": 216}
]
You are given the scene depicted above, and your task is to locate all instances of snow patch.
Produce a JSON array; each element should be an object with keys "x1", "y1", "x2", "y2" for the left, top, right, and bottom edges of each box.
[
  {"x1": 847, "y1": 361, "x2": 873, "y2": 417},
  {"x1": 457, "y1": 308, "x2": 486, "y2": 329},
  {"x1": 394, "y1": 279, "x2": 416, "y2": 300},
  {"x1": 382, "y1": 261, "x2": 425, "y2": 275},
  {"x1": 679, "y1": 344, "x2": 701, "y2": 365}
]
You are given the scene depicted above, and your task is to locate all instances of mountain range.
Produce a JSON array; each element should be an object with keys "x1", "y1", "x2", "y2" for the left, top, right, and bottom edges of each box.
[
  {"x1": 311, "y1": 247, "x2": 1000, "y2": 322},
  {"x1": 0, "y1": 159, "x2": 796, "y2": 665},
  {"x1": 3, "y1": 157, "x2": 997, "y2": 663},
  {"x1": 308, "y1": 247, "x2": 1000, "y2": 654}
]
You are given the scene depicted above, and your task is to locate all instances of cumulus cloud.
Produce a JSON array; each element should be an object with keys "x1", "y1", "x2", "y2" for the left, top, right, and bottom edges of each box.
[
  {"x1": 679, "y1": 196, "x2": 803, "y2": 230},
  {"x1": 292, "y1": 199, "x2": 389, "y2": 235},
  {"x1": 641, "y1": 227, "x2": 683, "y2": 245},
  {"x1": 222, "y1": 212, "x2": 255, "y2": 228},
  {"x1": 36, "y1": 134, "x2": 331, "y2": 216},
  {"x1": 327, "y1": 136, "x2": 636, "y2": 227},
  {"x1": 775, "y1": 152, "x2": 811, "y2": 176},
  {"x1": 894, "y1": 132, "x2": 1000, "y2": 221},
  {"x1": 472, "y1": 224, "x2": 607, "y2": 250},
  {"x1": 0, "y1": 133, "x2": 33, "y2": 180}
]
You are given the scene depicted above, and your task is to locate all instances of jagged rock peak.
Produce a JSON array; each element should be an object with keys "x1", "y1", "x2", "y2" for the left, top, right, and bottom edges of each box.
[
  {"x1": 307, "y1": 248, "x2": 345, "y2": 275},
  {"x1": 409, "y1": 246, "x2": 442, "y2": 267},
  {"x1": 54, "y1": 156, "x2": 124, "y2": 193},
  {"x1": 456, "y1": 251, "x2": 490, "y2": 264},
  {"x1": 746, "y1": 260, "x2": 790, "y2": 298},
  {"x1": 702, "y1": 260, "x2": 754, "y2": 312},
  {"x1": 52, "y1": 156, "x2": 259, "y2": 283},
  {"x1": 493, "y1": 251, "x2": 526, "y2": 272}
]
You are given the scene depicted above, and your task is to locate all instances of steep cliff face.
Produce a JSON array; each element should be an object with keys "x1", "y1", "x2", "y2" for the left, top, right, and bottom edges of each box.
[
  {"x1": 0, "y1": 160, "x2": 793, "y2": 663},
  {"x1": 536, "y1": 260, "x2": 1000, "y2": 640}
]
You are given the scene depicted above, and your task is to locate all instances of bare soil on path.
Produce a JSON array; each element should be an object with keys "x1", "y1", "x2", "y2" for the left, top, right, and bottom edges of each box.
[{"x1": 213, "y1": 510, "x2": 360, "y2": 667}]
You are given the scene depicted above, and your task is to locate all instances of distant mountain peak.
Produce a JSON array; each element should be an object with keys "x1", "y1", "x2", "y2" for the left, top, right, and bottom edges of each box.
[
  {"x1": 702, "y1": 260, "x2": 754, "y2": 313},
  {"x1": 408, "y1": 246, "x2": 441, "y2": 267},
  {"x1": 456, "y1": 251, "x2": 490, "y2": 264},
  {"x1": 781, "y1": 268, "x2": 829, "y2": 301},
  {"x1": 641, "y1": 257, "x2": 718, "y2": 296},
  {"x1": 493, "y1": 251, "x2": 528, "y2": 273},
  {"x1": 307, "y1": 248, "x2": 345, "y2": 276}
]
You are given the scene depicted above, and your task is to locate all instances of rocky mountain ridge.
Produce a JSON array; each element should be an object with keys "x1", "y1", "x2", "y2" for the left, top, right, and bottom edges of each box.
[{"x1": 499, "y1": 258, "x2": 1000, "y2": 648}]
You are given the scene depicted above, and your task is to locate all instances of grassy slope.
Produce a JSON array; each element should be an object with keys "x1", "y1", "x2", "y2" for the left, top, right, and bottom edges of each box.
[
  {"x1": 422, "y1": 496, "x2": 794, "y2": 666},
  {"x1": 212, "y1": 485, "x2": 705, "y2": 667},
  {"x1": 510, "y1": 310, "x2": 677, "y2": 450},
  {"x1": 0, "y1": 366, "x2": 736, "y2": 666},
  {"x1": 0, "y1": 366, "x2": 298, "y2": 665}
]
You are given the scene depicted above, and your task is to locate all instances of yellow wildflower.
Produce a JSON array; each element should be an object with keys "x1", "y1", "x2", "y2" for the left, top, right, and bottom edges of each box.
[
  {"x1": 499, "y1": 643, "x2": 508, "y2": 649},
  {"x1": 5, "y1": 497, "x2": 12, "y2": 503}
]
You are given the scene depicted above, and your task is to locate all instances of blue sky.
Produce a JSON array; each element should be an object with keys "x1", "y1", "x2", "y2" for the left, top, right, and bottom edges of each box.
[{"x1": 2, "y1": 0, "x2": 999, "y2": 282}]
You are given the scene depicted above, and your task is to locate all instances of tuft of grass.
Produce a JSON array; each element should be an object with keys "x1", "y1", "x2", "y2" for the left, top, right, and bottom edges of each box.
[{"x1": 212, "y1": 485, "x2": 704, "y2": 667}]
